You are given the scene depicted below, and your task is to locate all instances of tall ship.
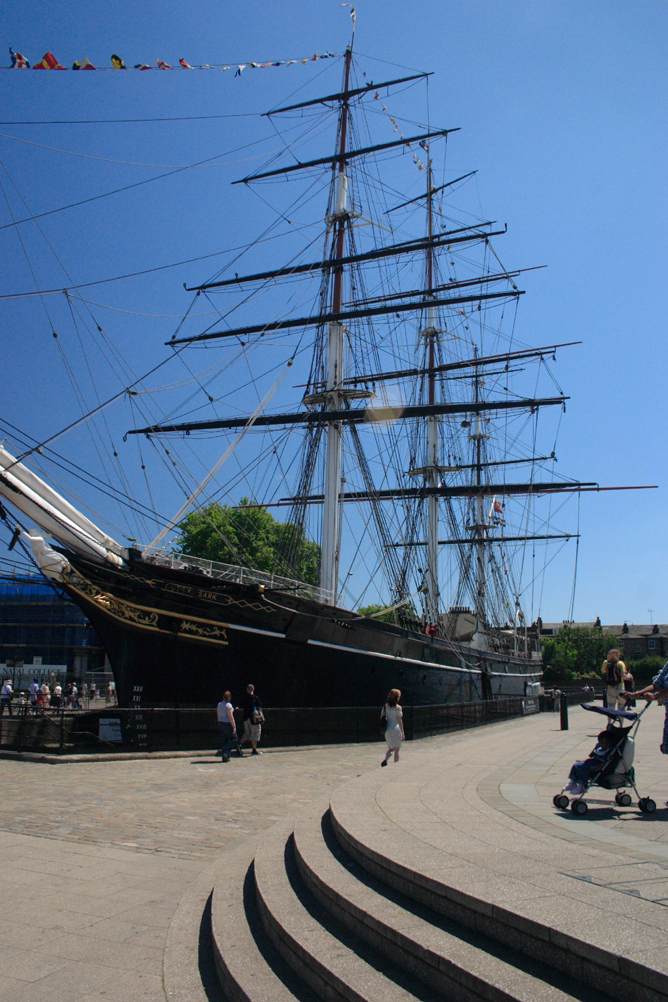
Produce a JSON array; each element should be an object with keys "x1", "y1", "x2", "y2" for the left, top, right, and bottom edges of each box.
[{"x1": 0, "y1": 36, "x2": 590, "y2": 707}]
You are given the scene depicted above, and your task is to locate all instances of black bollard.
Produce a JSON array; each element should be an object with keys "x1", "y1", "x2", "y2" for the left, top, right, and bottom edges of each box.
[{"x1": 560, "y1": 693, "x2": 569, "y2": 730}]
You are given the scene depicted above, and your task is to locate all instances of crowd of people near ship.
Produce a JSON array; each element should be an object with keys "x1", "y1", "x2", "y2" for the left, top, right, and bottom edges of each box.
[{"x1": 0, "y1": 678, "x2": 116, "y2": 715}]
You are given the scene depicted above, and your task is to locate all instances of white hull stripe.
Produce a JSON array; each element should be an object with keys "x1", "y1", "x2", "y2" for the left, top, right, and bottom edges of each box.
[
  {"x1": 223, "y1": 620, "x2": 286, "y2": 640},
  {"x1": 221, "y1": 621, "x2": 540, "y2": 678},
  {"x1": 306, "y1": 637, "x2": 540, "y2": 678}
]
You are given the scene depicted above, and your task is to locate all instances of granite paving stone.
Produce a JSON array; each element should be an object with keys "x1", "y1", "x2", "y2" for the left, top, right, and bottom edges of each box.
[
  {"x1": 3, "y1": 706, "x2": 668, "y2": 1001},
  {"x1": 0, "y1": 984, "x2": 79, "y2": 1002},
  {"x1": 0, "y1": 980, "x2": 28, "y2": 1001}
]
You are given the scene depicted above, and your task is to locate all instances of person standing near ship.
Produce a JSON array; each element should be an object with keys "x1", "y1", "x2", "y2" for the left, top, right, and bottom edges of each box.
[
  {"x1": 29, "y1": 678, "x2": 40, "y2": 712},
  {"x1": 380, "y1": 689, "x2": 404, "y2": 766},
  {"x1": 602, "y1": 649, "x2": 626, "y2": 710},
  {"x1": 0, "y1": 679, "x2": 13, "y2": 716},
  {"x1": 52, "y1": 682, "x2": 62, "y2": 709},
  {"x1": 216, "y1": 691, "x2": 237, "y2": 763},
  {"x1": 239, "y1": 684, "x2": 263, "y2": 756}
]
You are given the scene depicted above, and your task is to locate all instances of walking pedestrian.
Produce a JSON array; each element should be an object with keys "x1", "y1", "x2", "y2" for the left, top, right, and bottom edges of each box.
[
  {"x1": 239, "y1": 684, "x2": 264, "y2": 755},
  {"x1": 0, "y1": 679, "x2": 13, "y2": 717},
  {"x1": 216, "y1": 691, "x2": 237, "y2": 763},
  {"x1": 40, "y1": 682, "x2": 50, "y2": 708},
  {"x1": 602, "y1": 649, "x2": 626, "y2": 710},
  {"x1": 51, "y1": 682, "x2": 62, "y2": 710},
  {"x1": 380, "y1": 688, "x2": 404, "y2": 766}
]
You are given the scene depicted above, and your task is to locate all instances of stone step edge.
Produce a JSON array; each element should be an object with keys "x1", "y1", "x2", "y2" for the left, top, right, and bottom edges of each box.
[
  {"x1": 294, "y1": 801, "x2": 580, "y2": 1002},
  {"x1": 210, "y1": 838, "x2": 303, "y2": 1002},
  {"x1": 329, "y1": 803, "x2": 667, "y2": 1002},
  {"x1": 253, "y1": 817, "x2": 419, "y2": 1002}
]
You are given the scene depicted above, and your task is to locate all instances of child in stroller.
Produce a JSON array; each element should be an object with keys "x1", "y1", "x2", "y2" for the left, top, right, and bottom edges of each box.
[
  {"x1": 563, "y1": 730, "x2": 616, "y2": 796},
  {"x1": 553, "y1": 702, "x2": 656, "y2": 815}
]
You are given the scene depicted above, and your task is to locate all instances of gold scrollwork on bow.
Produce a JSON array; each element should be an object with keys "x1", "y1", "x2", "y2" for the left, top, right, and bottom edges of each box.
[{"x1": 178, "y1": 620, "x2": 228, "y2": 643}]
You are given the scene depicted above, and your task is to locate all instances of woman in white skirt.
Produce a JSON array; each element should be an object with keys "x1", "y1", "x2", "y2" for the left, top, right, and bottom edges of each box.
[{"x1": 381, "y1": 688, "x2": 404, "y2": 766}]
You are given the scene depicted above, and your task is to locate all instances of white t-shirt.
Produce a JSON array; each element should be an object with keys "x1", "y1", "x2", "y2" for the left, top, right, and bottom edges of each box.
[
  {"x1": 29, "y1": 682, "x2": 40, "y2": 698},
  {"x1": 1, "y1": 682, "x2": 12, "y2": 699},
  {"x1": 54, "y1": 685, "x2": 62, "y2": 697},
  {"x1": 217, "y1": 700, "x2": 234, "y2": 724}
]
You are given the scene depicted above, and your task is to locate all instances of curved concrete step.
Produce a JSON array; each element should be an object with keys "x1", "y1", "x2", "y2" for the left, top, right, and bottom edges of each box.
[
  {"x1": 252, "y1": 817, "x2": 430, "y2": 1002},
  {"x1": 329, "y1": 769, "x2": 668, "y2": 1002},
  {"x1": 294, "y1": 800, "x2": 604, "y2": 1002},
  {"x1": 211, "y1": 839, "x2": 320, "y2": 1002}
]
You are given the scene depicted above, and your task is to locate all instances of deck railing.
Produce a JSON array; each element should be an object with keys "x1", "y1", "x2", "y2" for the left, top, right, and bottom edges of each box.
[{"x1": 142, "y1": 551, "x2": 336, "y2": 606}]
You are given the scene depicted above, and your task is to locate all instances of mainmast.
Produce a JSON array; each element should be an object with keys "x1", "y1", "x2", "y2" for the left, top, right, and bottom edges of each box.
[
  {"x1": 321, "y1": 45, "x2": 353, "y2": 602},
  {"x1": 424, "y1": 155, "x2": 439, "y2": 627}
]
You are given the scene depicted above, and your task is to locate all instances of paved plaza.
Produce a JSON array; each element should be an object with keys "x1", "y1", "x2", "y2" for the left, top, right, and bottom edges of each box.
[{"x1": 1, "y1": 702, "x2": 668, "y2": 1001}]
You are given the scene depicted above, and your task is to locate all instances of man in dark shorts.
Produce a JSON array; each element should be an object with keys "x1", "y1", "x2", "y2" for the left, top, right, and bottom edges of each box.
[{"x1": 239, "y1": 684, "x2": 263, "y2": 755}]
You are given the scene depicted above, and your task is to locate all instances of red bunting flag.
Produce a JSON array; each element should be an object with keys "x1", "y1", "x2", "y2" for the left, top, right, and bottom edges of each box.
[
  {"x1": 179, "y1": 58, "x2": 192, "y2": 69},
  {"x1": 156, "y1": 59, "x2": 171, "y2": 70},
  {"x1": 33, "y1": 51, "x2": 65, "y2": 70}
]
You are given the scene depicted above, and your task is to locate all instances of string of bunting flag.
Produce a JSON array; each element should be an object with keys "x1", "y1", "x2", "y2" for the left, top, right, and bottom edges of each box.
[
  {"x1": 5, "y1": 47, "x2": 340, "y2": 74},
  {"x1": 367, "y1": 87, "x2": 430, "y2": 172}
]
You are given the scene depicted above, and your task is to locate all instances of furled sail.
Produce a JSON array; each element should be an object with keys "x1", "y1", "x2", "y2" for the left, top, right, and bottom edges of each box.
[{"x1": 0, "y1": 445, "x2": 125, "y2": 566}]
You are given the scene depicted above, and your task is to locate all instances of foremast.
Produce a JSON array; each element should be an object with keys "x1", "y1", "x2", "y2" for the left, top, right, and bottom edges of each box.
[{"x1": 321, "y1": 45, "x2": 353, "y2": 602}]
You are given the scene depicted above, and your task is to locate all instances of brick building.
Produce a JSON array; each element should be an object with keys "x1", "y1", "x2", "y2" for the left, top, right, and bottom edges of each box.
[
  {"x1": 618, "y1": 624, "x2": 668, "y2": 662},
  {"x1": 537, "y1": 619, "x2": 667, "y2": 663}
]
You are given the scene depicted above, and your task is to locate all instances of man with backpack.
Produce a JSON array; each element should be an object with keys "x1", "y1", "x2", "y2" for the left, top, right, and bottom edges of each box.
[
  {"x1": 238, "y1": 684, "x2": 264, "y2": 756},
  {"x1": 602, "y1": 648, "x2": 627, "y2": 709}
]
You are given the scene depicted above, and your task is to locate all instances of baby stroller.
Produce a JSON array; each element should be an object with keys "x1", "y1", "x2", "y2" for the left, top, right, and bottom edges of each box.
[{"x1": 553, "y1": 702, "x2": 656, "y2": 816}]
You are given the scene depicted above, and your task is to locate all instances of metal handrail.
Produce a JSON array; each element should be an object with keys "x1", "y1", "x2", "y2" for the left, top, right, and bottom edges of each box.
[{"x1": 142, "y1": 550, "x2": 336, "y2": 605}]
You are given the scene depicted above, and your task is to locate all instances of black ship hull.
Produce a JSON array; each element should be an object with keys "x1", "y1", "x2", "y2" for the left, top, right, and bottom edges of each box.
[{"x1": 61, "y1": 553, "x2": 540, "y2": 708}]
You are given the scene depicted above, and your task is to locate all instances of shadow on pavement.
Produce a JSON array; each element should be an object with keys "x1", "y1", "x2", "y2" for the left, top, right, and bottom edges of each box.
[{"x1": 554, "y1": 802, "x2": 666, "y2": 821}]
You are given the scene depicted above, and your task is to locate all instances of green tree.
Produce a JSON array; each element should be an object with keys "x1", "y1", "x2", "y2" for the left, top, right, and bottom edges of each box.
[
  {"x1": 357, "y1": 601, "x2": 419, "y2": 626},
  {"x1": 175, "y1": 499, "x2": 320, "y2": 585},
  {"x1": 357, "y1": 603, "x2": 397, "y2": 624},
  {"x1": 541, "y1": 626, "x2": 622, "y2": 683},
  {"x1": 626, "y1": 656, "x2": 665, "y2": 683}
]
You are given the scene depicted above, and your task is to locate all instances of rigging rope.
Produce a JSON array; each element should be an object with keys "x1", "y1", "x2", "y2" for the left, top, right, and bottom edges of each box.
[{"x1": 144, "y1": 357, "x2": 296, "y2": 554}]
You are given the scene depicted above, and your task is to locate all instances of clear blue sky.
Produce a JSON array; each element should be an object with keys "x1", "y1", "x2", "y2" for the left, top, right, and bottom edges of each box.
[{"x1": 0, "y1": 0, "x2": 666, "y2": 626}]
